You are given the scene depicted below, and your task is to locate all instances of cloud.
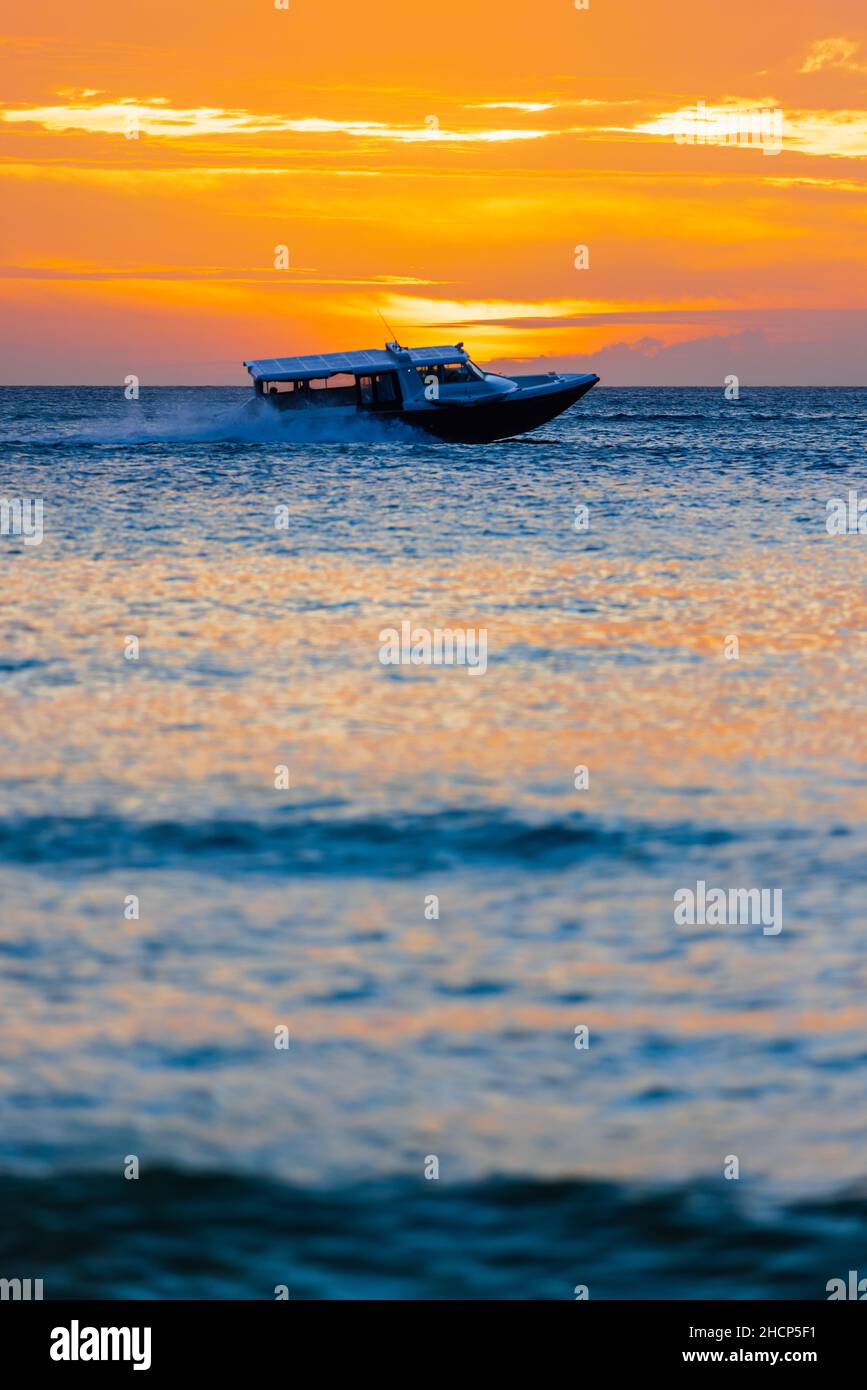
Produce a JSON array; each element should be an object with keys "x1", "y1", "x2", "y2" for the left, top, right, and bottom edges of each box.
[
  {"x1": 17, "y1": 94, "x2": 863, "y2": 159},
  {"x1": 419, "y1": 308, "x2": 858, "y2": 330},
  {"x1": 379, "y1": 293, "x2": 613, "y2": 326},
  {"x1": 0, "y1": 162, "x2": 385, "y2": 187},
  {"x1": 0, "y1": 263, "x2": 435, "y2": 286},
  {"x1": 466, "y1": 101, "x2": 555, "y2": 112},
  {"x1": 630, "y1": 101, "x2": 867, "y2": 158},
  {"x1": 0, "y1": 99, "x2": 552, "y2": 143},
  {"x1": 483, "y1": 322, "x2": 867, "y2": 387},
  {"x1": 800, "y1": 38, "x2": 867, "y2": 75}
]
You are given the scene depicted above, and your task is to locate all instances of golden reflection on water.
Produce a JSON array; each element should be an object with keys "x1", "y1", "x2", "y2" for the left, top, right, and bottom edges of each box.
[{"x1": 3, "y1": 543, "x2": 867, "y2": 825}]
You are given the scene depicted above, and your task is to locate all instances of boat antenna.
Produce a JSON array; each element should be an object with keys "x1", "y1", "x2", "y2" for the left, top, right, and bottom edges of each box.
[{"x1": 377, "y1": 307, "x2": 400, "y2": 346}]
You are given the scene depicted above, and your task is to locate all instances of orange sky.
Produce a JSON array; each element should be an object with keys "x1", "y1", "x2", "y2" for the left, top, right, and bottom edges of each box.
[{"x1": 1, "y1": 0, "x2": 866, "y2": 384}]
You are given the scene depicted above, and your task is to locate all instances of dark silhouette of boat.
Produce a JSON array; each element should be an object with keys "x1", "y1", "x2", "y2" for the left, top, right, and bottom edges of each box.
[{"x1": 243, "y1": 341, "x2": 598, "y2": 443}]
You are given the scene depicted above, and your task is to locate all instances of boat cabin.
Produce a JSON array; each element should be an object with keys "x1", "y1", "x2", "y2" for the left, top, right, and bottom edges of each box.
[{"x1": 243, "y1": 342, "x2": 510, "y2": 412}]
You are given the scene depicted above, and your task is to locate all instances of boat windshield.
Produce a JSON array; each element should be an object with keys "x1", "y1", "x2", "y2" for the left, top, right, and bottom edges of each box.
[{"x1": 416, "y1": 360, "x2": 486, "y2": 385}]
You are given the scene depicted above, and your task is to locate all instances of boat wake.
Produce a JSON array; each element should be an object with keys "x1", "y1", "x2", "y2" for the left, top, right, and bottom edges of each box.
[{"x1": 14, "y1": 400, "x2": 428, "y2": 449}]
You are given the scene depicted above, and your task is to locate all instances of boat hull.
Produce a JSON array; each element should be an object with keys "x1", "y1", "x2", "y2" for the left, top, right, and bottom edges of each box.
[{"x1": 402, "y1": 374, "x2": 599, "y2": 443}]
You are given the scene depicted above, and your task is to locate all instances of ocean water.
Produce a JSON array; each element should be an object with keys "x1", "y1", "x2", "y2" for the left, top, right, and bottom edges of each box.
[{"x1": 1, "y1": 383, "x2": 866, "y2": 1299}]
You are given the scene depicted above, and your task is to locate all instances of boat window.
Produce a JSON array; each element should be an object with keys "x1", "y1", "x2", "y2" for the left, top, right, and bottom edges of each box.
[
  {"x1": 373, "y1": 373, "x2": 397, "y2": 402},
  {"x1": 358, "y1": 375, "x2": 374, "y2": 405},
  {"x1": 416, "y1": 362, "x2": 480, "y2": 386},
  {"x1": 324, "y1": 374, "x2": 356, "y2": 390},
  {"x1": 440, "y1": 362, "x2": 475, "y2": 384},
  {"x1": 306, "y1": 374, "x2": 358, "y2": 406}
]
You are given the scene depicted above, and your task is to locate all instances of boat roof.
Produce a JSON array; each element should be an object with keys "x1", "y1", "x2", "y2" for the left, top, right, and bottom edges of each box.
[{"x1": 243, "y1": 343, "x2": 468, "y2": 382}]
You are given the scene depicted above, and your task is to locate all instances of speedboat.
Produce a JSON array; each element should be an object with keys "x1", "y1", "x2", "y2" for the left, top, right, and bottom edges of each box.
[{"x1": 242, "y1": 341, "x2": 599, "y2": 443}]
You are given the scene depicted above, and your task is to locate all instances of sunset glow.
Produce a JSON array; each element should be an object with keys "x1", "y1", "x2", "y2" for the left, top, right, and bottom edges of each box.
[{"x1": 1, "y1": 0, "x2": 865, "y2": 383}]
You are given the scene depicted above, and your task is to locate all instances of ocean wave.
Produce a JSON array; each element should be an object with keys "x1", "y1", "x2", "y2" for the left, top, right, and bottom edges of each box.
[
  {"x1": 0, "y1": 807, "x2": 748, "y2": 873},
  {"x1": 1, "y1": 1165, "x2": 862, "y2": 1298},
  {"x1": 597, "y1": 411, "x2": 713, "y2": 422}
]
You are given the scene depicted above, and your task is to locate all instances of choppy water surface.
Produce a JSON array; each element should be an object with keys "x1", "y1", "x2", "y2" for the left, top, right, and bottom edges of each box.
[{"x1": 1, "y1": 385, "x2": 866, "y2": 1297}]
